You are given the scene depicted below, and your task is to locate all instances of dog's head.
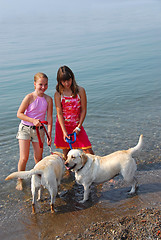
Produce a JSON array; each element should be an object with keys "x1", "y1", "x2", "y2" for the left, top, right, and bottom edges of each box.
[{"x1": 65, "y1": 149, "x2": 88, "y2": 172}]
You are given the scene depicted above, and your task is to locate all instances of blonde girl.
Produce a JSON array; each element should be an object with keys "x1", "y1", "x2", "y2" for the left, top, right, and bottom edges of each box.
[
  {"x1": 54, "y1": 65, "x2": 94, "y2": 159},
  {"x1": 16, "y1": 72, "x2": 53, "y2": 190}
]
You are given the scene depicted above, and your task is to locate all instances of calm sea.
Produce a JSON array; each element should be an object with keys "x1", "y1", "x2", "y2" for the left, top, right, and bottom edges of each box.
[{"x1": 0, "y1": 0, "x2": 161, "y2": 237}]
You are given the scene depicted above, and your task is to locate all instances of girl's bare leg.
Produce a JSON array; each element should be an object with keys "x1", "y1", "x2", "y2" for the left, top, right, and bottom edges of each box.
[
  {"x1": 32, "y1": 142, "x2": 43, "y2": 164},
  {"x1": 63, "y1": 149, "x2": 70, "y2": 160},
  {"x1": 17, "y1": 139, "x2": 30, "y2": 190},
  {"x1": 83, "y1": 148, "x2": 94, "y2": 155}
]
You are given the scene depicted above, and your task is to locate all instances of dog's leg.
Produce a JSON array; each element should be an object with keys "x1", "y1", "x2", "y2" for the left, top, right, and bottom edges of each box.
[
  {"x1": 47, "y1": 183, "x2": 57, "y2": 213},
  {"x1": 37, "y1": 186, "x2": 43, "y2": 201},
  {"x1": 57, "y1": 185, "x2": 61, "y2": 195},
  {"x1": 50, "y1": 189, "x2": 56, "y2": 213},
  {"x1": 32, "y1": 204, "x2": 35, "y2": 214},
  {"x1": 50, "y1": 202, "x2": 55, "y2": 213},
  {"x1": 121, "y1": 157, "x2": 137, "y2": 195},
  {"x1": 80, "y1": 184, "x2": 91, "y2": 203},
  {"x1": 128, "y1": 177, "x2": 138, "y2": 195},
  {"x1": 31, "y1": 175, "x2": 37, "y2": 214},
  {"x1": 31, "y1": 174, "x2": 42, "y2": 213}
]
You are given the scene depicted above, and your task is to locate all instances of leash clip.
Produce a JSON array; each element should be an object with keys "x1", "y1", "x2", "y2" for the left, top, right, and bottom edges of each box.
[
  {"x1": 66, "y1": 132, "x2": 77, "y2": 149},
  {"x1": 49, "y1": 145, "x2": 52, "y2": 154}
]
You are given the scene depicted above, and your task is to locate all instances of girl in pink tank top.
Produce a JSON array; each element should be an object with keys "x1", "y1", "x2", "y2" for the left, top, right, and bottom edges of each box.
[
  {"x1": 54, "y1": 65, "x2": 94, "y2": 159},
  {"x1": 15, "y1": 72, "x2": 53, "y2": 190},
  {"x1": 21, "y1": 95, "x2": 47, "y2": 126}
]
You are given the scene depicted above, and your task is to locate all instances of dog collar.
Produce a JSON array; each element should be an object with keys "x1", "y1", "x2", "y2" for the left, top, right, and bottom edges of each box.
[
  {"x1": 77, "y1": 154, "x2": 88, "y2": 172},
  {"x1": 51, "y1": 152, "x2": 64, "y2": 161},
  {"x1": 77, "y1": 164, "x2": 85, "y2": 172}
]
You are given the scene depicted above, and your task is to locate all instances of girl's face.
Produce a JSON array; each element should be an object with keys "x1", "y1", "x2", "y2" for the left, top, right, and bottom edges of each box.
[
  {"x1": 34, "y1": 77, "x2": 48, "y2": 96},
  {"x1": 61, "y1": 78, "x2": 72, "y2": 89}
]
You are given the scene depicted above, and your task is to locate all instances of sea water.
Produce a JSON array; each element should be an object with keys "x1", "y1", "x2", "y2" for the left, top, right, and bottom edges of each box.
[{"x1": 0, "y1": 0, "x2": 161, "y2": 237}]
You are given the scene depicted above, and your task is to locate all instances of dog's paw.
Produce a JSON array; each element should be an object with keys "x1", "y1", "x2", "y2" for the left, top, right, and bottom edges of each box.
[
  {"x1": 79, "y1": 199, "x2": 87, "y2": 204},
  {"x1": 128, "y1": 186, "x2": 139, "y2": 195},
  {"x1": 127, "y1": 190, "x2": 137, "y2": 197},
  {"x1": 51, "y1": 204, "x2": 55, "y2": 213},
  {"x1": 79, "y1": 200, "x2": 85, "y2": 204}
]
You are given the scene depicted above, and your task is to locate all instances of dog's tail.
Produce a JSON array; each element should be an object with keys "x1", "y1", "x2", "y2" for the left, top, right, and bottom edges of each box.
[
  {"x1": 5, "y1": 169, "x2": 43, "y2": 181},
  {"x1": 128, "y1": 134, "x2": 143, "y2": 155}
]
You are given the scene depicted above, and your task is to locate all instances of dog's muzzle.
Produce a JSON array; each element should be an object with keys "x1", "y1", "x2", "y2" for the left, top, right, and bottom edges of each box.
[{"x1": 65, "y1": 162, "x2": 76, "y2": 171}]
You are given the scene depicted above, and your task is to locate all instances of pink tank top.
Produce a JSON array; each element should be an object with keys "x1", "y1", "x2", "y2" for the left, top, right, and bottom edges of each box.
[
  {"x1": 60, "y1": 94, "x2": 81, "y2": 127},
  {"x1": 21, "y1": 96, "x2": 48, "y2": 126}
]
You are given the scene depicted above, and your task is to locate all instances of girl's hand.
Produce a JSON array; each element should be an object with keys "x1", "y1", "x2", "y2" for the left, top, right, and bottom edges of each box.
[
  {"x1": 33, "y1": 119, "x2": 41, "y2": 127},
  {"x1": 47, "y1": 136, "x2": 52, "y2": 146},
  {"x1": 63, "y1": 131, "x2": 70, "y2": 142},
  {"x1": 73, "y1": 127, "x2": 81, "y2": 135}
]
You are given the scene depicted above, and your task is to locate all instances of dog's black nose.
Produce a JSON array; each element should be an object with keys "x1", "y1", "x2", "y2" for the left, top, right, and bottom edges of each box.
[{"x1": 65, "y1": 162, "x2": 69, "y2": 167}]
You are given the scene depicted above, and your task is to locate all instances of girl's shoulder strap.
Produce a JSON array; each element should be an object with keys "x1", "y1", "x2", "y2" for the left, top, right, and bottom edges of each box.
[
  {"x1": 43, "y1": 93, "x2": 52, "y2": 103},
  {"x1": 24, "y1": 92, "x2": 35, "y2": 104},
  {"x1": 61, "y1": 94, "x2": 66, "y2": 102},
  {"x1": 19, "y1": 92, "x2": 36, "y2": 109}
]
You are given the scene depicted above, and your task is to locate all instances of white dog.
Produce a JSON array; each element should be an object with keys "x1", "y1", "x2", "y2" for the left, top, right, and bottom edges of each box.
[
  {"x1": 65, "y1": 135, "x2": 143, "y2": 203},
  {"x1": 5, "y1": 152, "x2": 64, "y2": 213}
]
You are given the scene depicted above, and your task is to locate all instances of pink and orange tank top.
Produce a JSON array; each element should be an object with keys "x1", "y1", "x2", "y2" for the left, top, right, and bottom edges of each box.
[
  {"x1": 60, "y1": 94, "x2": 81, "y2": 127},
  {"x1": 21, "y1": 96, "x2": 47, "y2": 126}
]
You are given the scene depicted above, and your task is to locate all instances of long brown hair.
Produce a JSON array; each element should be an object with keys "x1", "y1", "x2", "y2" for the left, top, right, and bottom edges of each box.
[{"x1": 56, "y1": 66, "x2": 79, "y2": 97}]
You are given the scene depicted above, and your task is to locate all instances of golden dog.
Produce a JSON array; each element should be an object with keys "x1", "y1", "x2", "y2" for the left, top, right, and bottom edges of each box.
[
  {"x1": 65, "y1": 135, "x2": 143, "y2": 203},
  {"x1": 6, "y1": 152, "x2": 64, "y2": 213}
]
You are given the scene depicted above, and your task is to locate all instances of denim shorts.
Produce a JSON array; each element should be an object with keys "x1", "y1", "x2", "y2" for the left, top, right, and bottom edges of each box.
[{"x1": 16, "y1": 123, "x2": 45, "y2": 143}]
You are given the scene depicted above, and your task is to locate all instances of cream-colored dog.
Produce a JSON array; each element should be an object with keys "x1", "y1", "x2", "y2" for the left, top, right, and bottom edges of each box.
[
  {"x1": 5, "y1": 152, "x2": 64, "y2": 213},
  {"x1": 65, "y1": 135, "x2": 143, "y2": 203}
]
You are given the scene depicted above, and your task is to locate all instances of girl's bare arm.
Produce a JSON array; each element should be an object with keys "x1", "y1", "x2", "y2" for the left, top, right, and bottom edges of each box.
[
  {"x1": 54, "y1": 91, "x2": 69, "y2": 141},
  {"x1": 46, "y1": 95, "x2": 53, "y2": 145},
  {"x1": 77, "y1": 86, "x2": 87, "y2": 129}
]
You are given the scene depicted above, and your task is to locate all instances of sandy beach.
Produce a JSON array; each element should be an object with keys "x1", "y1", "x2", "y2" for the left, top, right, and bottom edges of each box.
[
  {"x1": 57, "y1": 208, "x2": 161, "y2": 239},
  {"x1": 59, "y1": 208, "x2": 161, "y2": 240}
]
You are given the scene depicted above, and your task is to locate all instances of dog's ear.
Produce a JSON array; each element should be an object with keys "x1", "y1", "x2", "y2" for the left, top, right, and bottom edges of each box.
[
  {"x1": 63, "y1": 154, "x2": 66, "y2": 161},
  {"x1": 81, "y1": 153, "x2": 88, "y2": 165}
]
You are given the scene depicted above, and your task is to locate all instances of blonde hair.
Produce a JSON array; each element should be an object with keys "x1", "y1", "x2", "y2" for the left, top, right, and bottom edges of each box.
[
  {"x1": 56, "y1": 66, "x2": 79, "y2": 97},
  {"x1": 34, "y1": 72, "x2": 48, "y2": 82}
]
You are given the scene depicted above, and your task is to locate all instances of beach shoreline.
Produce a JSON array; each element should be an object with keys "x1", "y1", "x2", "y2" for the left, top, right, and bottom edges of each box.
[{"x1": 1, "y1": 168, "x2": 161, "y2": 240}]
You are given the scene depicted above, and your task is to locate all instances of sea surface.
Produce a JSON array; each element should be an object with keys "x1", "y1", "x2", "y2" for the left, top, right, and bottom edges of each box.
[{"x1": 0, "y1": 0, "x2": 161, "y2": 239}]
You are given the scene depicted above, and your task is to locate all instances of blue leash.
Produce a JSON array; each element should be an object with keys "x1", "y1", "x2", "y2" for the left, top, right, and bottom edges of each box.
[{"x1": 66, "y1": 132, "x2": 77, "y2": 149}]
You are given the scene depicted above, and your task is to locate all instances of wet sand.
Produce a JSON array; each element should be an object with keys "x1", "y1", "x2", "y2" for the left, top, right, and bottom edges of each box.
[
  {"x1": 1, "y1": 166, "x2": 161, "y2": 240},
  {"x1": 67, "y1": 208, "x2": 161, "y2": 239}
]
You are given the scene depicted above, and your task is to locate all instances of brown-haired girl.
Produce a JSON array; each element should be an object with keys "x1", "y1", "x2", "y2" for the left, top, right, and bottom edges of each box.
[
  {"x1": 16, "y1": 72, "x2": 53, "y2": 190},
  {"x1": 54, "y1": 66, "x2": 94, "y2": 159}
]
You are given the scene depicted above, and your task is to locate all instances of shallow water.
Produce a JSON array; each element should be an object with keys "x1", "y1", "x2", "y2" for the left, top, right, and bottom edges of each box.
[{"x1": 0, "y1": 0, "x2": 161, "y2": 239}]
